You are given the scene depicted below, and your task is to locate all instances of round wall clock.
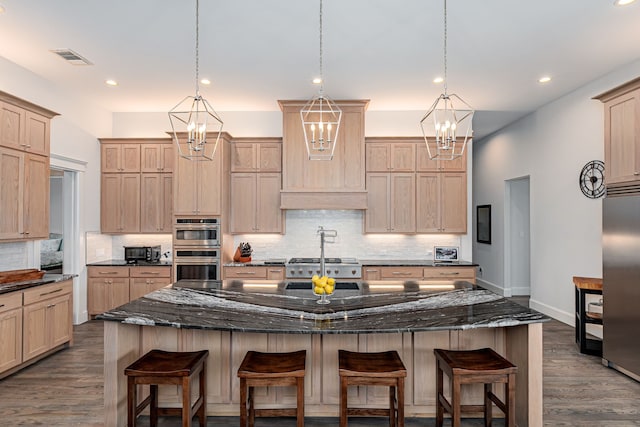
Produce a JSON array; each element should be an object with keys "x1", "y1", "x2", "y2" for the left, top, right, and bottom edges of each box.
[{"x1": 579, "y1": 160, "x2": 605, "y2": 199}]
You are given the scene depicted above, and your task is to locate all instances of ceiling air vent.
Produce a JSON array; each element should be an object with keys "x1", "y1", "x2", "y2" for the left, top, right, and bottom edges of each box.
[{"x1": 50, "y1": 49, "x2": 93, "y2": 65}]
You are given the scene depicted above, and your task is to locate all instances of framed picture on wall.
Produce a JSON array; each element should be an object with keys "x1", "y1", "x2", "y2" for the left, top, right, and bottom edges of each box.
[
  {"x1": 477, "y1": 205, "x2": 492, "y2": 244},
  {"x1": 434, "y1": 246, "x2": 459, "y2": 262}
]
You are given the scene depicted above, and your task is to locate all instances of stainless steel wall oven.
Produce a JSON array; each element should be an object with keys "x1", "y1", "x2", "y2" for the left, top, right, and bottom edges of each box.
[
  {"x1": 174, "y1": 218, "x2": 220, "y2": 246},
  {"x1": 173, "y1": 247, "x2": 220, "y2": 281}
]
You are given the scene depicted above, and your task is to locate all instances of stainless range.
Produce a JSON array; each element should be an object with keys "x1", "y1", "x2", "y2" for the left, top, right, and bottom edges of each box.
[{"x1": 286, "y1": 257, "x2": 362, "y2": 279}]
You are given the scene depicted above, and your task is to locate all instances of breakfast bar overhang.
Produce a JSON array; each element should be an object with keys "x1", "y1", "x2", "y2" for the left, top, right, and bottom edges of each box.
[{"x1": 98, "y1": 280, "x2": 548, "y2": 426}]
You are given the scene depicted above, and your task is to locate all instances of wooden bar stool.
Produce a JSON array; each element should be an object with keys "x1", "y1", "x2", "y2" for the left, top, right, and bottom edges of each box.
[
  {"x1": 434, "y1": 348, "x2": 517, "y2": 427},
  {"x1": 124, "y1": 349, "x2": 209, "y2": 427},
  {"x1": 237, "y1": 350, "x2": 306, "y2": 427},
  {"x1": 338, "y1": 350, "x2": 407, "y2": 427}
]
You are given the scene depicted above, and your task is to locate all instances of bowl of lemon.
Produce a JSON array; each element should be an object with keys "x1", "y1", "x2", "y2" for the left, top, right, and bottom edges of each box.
[{"x1": 312, "y1": 274, "x2": 335, "y2": 304}]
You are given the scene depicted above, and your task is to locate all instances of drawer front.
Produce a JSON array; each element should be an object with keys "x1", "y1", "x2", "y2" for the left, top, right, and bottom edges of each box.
[
  {"x1": 129, "y1": 266, "x2": 171, "y2": 278},
  {"x1": 130, "y1": 277, "x2": 172, "y2": 287},
  {"x1": 88, "y1": 266, "x2": 129, "y2": 278},
  {"x1": 224, "y1": 266, "x2": 268, "y2": 279},
  {"x1": 0, "y1": 292, "x2": 22, "y2": 313},
  {"x1": 23, "y1": 280, "x2": 72, "y2": 306},
  {"x1": 423, "y1": 267, "x2": 476, "y2": 279},
  {"x1": 379, "y1": 267, "x2": 424, "y2": 279}
]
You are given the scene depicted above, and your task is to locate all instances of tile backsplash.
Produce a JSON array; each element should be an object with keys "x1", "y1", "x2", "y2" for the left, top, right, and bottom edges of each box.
[{"x1": 85, "y1": 232, "x2": 172, "y2": 263}]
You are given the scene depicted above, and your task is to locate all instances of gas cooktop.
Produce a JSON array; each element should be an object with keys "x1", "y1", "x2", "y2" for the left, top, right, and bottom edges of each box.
[
  {"x1": 286, "y1": 257, "x2": 361, "y2": 279},
  {"x1": 288, "y1": 257, "x2": 359, "y2": 264}
]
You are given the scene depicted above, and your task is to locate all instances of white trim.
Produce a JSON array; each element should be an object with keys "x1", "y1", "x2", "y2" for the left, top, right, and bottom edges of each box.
[
  {"x1": 529, "y1": 298, "x2": 573, "y2": 326},
  {"x1": 477, "y1": 278, "x2": 508, "y2": 296},
  {"x1": 50, "y1": 153, "x2": 87, "y2": 172},
  {"x1": 510, "y1": 286, "x2": 531, "y2": 296}
]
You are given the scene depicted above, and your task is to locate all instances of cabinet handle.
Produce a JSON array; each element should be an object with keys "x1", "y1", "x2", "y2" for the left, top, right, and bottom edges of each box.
[
  {"x1": 46, "y1": 304, "x2": 56, "y2": 309},
  {"x1": 40, "y1": 288, "x2": 63, "y2": 297},
  {"x1": 99, "y1": 271, "x2": 119, "y2": 275},
  {"x1": 268, "y1": 270, "x2": 282, "y2": 273},
  {"x1": 139, "y1": 272, "x2": 161, "y2": 275},
  {"x1": 0, "y1": 304, "x2": 5, "y2": 308},
  {"x1": 365, "y1": 269, "x2": 379, "y2": 273},
  {"x1": 391, "y1": 272, "x2": 413, "y2": 276},
  {"x1": 439, "y1": 272, "x2": 460, "y2": 275},
  {"x1": 635, "y1": 172, "x2": 640, "y2": 175},
  {"x1": 235, "y1": 271, "x2": 256, "y2": 275}
]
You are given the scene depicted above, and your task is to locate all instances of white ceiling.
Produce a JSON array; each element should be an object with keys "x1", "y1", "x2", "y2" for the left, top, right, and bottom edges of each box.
[{"x1": 1, "y1": 0, "x2": 640, "y2": 139}]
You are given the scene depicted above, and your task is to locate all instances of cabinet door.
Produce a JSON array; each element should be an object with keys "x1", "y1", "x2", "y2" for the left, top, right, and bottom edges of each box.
[
  {"x1": 258, "y1": 143, "x2": 282, "y2": 172},
  {"x1": 417, "y1": 142, "x2": 467, "y2": 172},
  {"x1": 605, "y1": 89, "x2": 640, "y2": 184},
  {"x1": 0, "y1": 293, "x2": 23, "y2": 373},
  {"x1": 231, "y1": 143, "x2": 257, "y2": 172},
  {"x1": 224, "y1": 266, "x2": 267, "y2": 279},
  {"x1": 48, "y1": 293, "x2": 72, "y2": 349},
  {"x1": 173, "y1": 153, "x2": 199, "y2": 215},
  {"x1": 365, "y1": 143, "x2": 390, "y2": 172},
  {"x1": 101, "y1": 144, "x2": 140, "y2": 172},
  {"x1": 416, "y1": 173, "x2": 440, "y2": 232},
  {"x1": 362, "y1": 267, "x2": 381, "y2": 281},
  {"x1": 161, "y1": 144, "x2": 174, "y2": 173},
  {"x1": 130, "y1": 278, "x2": 171, "y2": 300},
  {"x1": 390, "y1": 173, "x2": 415, "y2": 232},
  {"x1": 140, "y1": 173, "x2": 171, "y2": 233},
  {"x1": 365, "y1": 173, "x2": 390, "y2": 232},
  {"x1": 197, "y1": 152, "x2": 222, "y2": 215},
  {"x1": 24, "y1": 154, "x2": 49, "y2": 239},
  {"x1": 230, "y1": 173, "x2": 257, "y2": 233},
  {"x1": 266, "y1": 267, "x2": 285, "y2": 281},
  {"x1": 440, "y1": 173, "x2": 467, "y2": 233},
  {"x1": 256, "y1": 173, "x2": 283, "y2": 232},
  {"x1": 379, "y1": 266, "x2": 423, "y2": 279},
  {"x1": 88, "y1": 278, "x2": 130, "y2": 315},
  {"x1": 24, "y1": 111, "x2": 49, "y2": 156},
  {"x1": 0, "y1": 147, "x2": 25, "y2": 239},
  {"x1": 141, "y1": 144, "x2": 163, "y2": 172},
  {"x1": 22, "y1": 300, "x2": 49, "y2": 361},
  {"x1": 390, "y1": 144, "x2": 415, "y2": 171},
  {"x1": 100, "y1": 174, "x2": 121, "y2": 233},
  {"x1": 0, "y1": 101, "x2": 25, "y2": 150},
  {"x1": 120, "y1": 174, "x2": 141, "y2": 232},
  {"x1": 101, "y1": 144, "x2": 121, "y2": 172},
  {"x1": 101, "y1": 174, "x2": 140, "y2": 233}
]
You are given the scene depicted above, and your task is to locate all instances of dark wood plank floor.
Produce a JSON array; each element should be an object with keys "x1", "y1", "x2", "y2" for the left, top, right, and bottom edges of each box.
[{"x1": 0, "y1": 318, "x2": 639, "y2": 426}]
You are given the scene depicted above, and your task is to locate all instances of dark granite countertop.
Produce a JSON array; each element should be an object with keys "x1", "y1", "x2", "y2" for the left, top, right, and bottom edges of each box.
[
  {"x1": 87, "y1": 259, "x2": 172, "y2": 267},
  {"x1": 360, "y1": 259, "x2": 478, "y2": 267},
  {"x1": 97, "y1": 279, "x2": 547, "y2": 334},
  {"x1": 0, "y1": 274, "x2": 75, "y2": 295}
]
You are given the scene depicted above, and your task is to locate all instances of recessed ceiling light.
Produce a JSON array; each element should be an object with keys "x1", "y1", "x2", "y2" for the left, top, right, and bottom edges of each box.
[
  {"x1": 105, "y1": 79, "x2": 118, "y2": 86},
  {"x1": 538, "y1": 76, "x2": 552, "y2": 84},
  {"x1": 312, "y1": 77, "x2": 322, "y2": 84},
  {"x1": 614, "y1": 0, "x2": 636, "y2": 6},
  {"x1": 200, "y1": 78, "x2": 211, "y2": 85},
  {"x1": 433, "y1": 76, "x2": 444, "y2": 84}
]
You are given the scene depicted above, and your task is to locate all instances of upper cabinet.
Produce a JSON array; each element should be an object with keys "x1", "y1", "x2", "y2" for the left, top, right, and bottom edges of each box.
[
  {"x1": 99, "y1": 139, "x2": 173, "y2": 233},
  {"x1": 172, "y1": 132, "x2": 231, "y2": 216},
  {"x1": 416, "y1": 141, "x2": 467, "y2": 172},
  {"x1": 366, "y1": 143, "x2": 415, "y2": 172},
  {"x1": 231, "y1": 139, "x2": 281, "y2": 172},
  {"x1": 0, "y1": 91, "x2": 58, "y2": 242},
  {"x1": 595, "y1": 77, "x2": 640, "y2": 187},
  {"x1": 278, "y1": 99, "x2": 369, "y2": 209}
]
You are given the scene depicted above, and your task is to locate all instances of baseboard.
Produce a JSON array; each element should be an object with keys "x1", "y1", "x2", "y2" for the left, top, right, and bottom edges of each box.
[
  {"x1": 529, "y1": 298, "x2": 573, "y2": 326},
  {"x1": 476, "y1": 278, "x2": 508, "y2": 296},
  {"x1": 510, "y1": 286, "x2": 530, "y2": 296}
]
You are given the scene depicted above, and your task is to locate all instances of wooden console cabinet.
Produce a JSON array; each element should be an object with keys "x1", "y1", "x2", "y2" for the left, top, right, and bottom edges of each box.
[{"x1": 0, "y1": 280, "x2": 73, "y2": 380}]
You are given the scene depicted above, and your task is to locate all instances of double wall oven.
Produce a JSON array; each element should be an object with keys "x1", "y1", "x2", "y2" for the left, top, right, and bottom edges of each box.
[{"x1": 173, "y1": 218, "x2": 220, "y2": 281}]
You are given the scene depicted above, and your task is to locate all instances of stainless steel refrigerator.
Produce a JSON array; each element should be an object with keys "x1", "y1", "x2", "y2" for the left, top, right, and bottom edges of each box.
[{"x1": 602, "y1": 190, "x2": 640, "y2": 382}]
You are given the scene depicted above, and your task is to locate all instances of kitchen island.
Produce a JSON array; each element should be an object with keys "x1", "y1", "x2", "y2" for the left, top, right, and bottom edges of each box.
[{"x1": 98, "y1": 280, "x2": 547, "y2": 426}]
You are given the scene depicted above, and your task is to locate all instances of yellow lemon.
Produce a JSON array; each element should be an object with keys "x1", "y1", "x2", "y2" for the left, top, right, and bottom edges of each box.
[
  {"x1": 327, "y1": 277, "x2": 335, "y2": 286},
  {"x1": 325, "y1": 285, "x2": 334, "y2": 295},
  {"x1": 319, "y1": 277, "x2": 328, "y2": 286},
  {"x1": 314, "y1": 286, "x2": 325, "y2": 295},
  {"x1": 312, "y1": 274, "x2": 320, "y2": 282}
]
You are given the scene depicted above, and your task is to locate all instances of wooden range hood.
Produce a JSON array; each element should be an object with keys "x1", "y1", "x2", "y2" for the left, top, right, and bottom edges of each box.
[{"x1": 278, "y1": 99, "x2": 369, "y2": 210}]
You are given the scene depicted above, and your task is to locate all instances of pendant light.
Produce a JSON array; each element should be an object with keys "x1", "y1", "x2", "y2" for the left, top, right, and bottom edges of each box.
[
  {"x1": 169, "y1": 0, "x2": 224, "y2": 161},
  {"x1": 300, "y1": 0, "x2": 342, "y2": 161},
  {"x1": 420, "y1": 0, "x2": 474, "y2": 160}
]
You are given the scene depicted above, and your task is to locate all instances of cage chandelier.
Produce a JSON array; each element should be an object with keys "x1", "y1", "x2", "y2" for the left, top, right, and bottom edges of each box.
[
  {"x1": 168, "y1": 0, "x2": 224, "y2": 161},
  {"x1": 420, "y1": 0, "x2": 474, "y2": 160},
  {"x1": 300, "y1": 0, "x2": 342, "y2": 161}
]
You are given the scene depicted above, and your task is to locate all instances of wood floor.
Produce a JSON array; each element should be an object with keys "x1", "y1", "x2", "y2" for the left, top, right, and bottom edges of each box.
[{"x1": 0, "y1": 319, "x2": 639, "y2": 426}]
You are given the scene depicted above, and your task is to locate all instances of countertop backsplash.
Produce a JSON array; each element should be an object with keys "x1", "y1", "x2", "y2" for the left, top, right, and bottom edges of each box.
[{"x1": 233, "y1": 210, "x2": 462, "y2": 261}]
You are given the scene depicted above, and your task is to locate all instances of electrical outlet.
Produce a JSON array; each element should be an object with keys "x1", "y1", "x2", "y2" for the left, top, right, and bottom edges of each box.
[
  {"x1": 478, "y1": 266, "x2": 483, "y2": 277},
  {"x1": 426, "y1": 250, "x2": 433, "y2": 256}
]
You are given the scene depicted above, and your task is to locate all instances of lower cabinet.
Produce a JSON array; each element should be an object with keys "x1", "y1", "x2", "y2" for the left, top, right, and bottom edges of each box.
[
  {"x1": 0, "y1": 279, "x2": 73, "y2": 379},
  {"x1": 363, "y1": 265, "x2": 476, "y2": 283},
  {"x1": 88, "y1": 265, "x2": 172, "y2": 316},
  {"x1": 0, "y1": 292, "x2": 23, "y2": 373},
  {"x1": 224, "y1": 266, "x2": 285, "y2": 281}
]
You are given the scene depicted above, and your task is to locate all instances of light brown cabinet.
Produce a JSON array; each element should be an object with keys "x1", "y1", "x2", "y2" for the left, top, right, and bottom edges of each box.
[
  {"x1": 88, "y1": 265, "x2": 172, "y2": 316},
  {"x1": 416, "y1": 173, "x2": 467, "y2": 233},
  {"x1": 231, "y1": 140, "x2": 281, "y2": 172},
  {"x1": 140, "y1": 173, "x2": 172, "y2": 233},
  {"x1": 0, "y1": 148, "x2": 49, "y2": 240},
  {"x1": 129, "y1": 266, "x2": 172, "y2": 300},
  {"x1": 22, "y1": 280, "x2": 73, "y2": 362},
  {"x1": 362, "y1": 265, "x2": 476, "y2": 283},
  {"x1": 416, "y1": 141, "x2": 467, "y2": 172},
  {"x1": 0, "y1": 280, "x2": 73, "y2": 379},
  {"x1": 365, "y1": 173, "x2": 415, "y2": 233},
  {"x1": 279, "y1": 100, "x2": 369, "y2": 209},
  {"x1": 101, "y1": 143, "x2": 141, "y2": 173},
  {"x1": 100, "y1": 173, "x2": 140, "y2": 233},
  {"x1": 173, "y1": 133, "x2": 230, "y2": 216},
  {"x1": 595, "y1": 78, "x2": 640, "y2": 186},
  {"x1": 0, "y1": 292, "x2": 23, "y2": 373},
  {"x1": 0, "y1": 92, "x2": 56, "y2": 242},
  {"x1": 224, "y1": 266, "x2": 285, "y2": 280},
  {"x1": 100, "y1": 139, "x2": 173, "y2": 233},
  {"x1": 365, "y1": 142, "x2": 415, "y2": 172}
]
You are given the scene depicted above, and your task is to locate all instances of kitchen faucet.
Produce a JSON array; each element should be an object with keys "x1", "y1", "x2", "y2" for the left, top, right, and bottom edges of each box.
[{"x1": 317, "y1": 226, "x2": 337, "y2": 277}]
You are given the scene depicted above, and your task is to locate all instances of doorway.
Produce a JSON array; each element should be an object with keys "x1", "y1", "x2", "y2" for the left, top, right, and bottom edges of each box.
[
  {"x1": 504, "y1": 176, "x2": 531, "y2": 296},
  {"x1": 39, "y1": 169, "x2": 65, "y2": 273}
]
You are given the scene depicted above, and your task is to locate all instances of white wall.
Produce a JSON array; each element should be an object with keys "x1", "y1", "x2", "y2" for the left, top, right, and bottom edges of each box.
[
  {"x1": 0, "y1": 56, "x2": 112, "y2": 323},
  {"x1": 473, "y1": 59, "x2": 640, "y2": 325}
]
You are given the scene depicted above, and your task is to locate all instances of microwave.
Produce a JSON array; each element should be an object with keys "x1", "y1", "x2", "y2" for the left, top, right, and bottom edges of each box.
[
  {"x1": 174, "y1": 218, "x2": 220, "y2": 247},
  {"x1": 124, "y1": 246, "x2": 161, "y2": 264}
]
